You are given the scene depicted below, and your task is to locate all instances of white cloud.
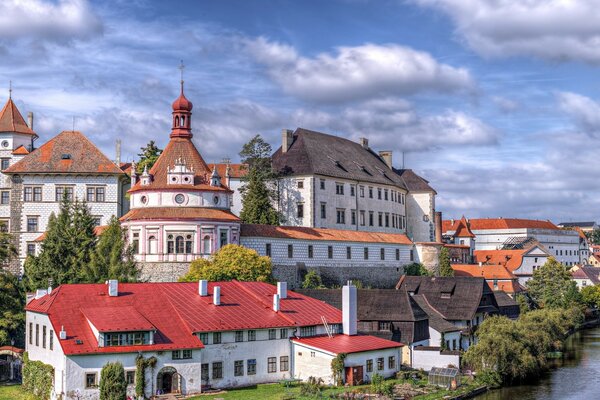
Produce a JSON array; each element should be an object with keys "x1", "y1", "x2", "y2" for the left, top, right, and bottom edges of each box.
[
  {"x1": 414, "y1": 0, "x2": 600, "y2": 63},
  {"x1": 0, "y1": 0, "x2": 102, "y2": 41},
  {"x1": 244, "y1": 37, "x2": 473, "y2": 102},
  {"x1": 557, "y1": 91, "x2": 600, "y2": 133}
]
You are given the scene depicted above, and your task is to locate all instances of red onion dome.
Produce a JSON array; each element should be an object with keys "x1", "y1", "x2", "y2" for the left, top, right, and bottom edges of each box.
[{"x1": 172, "y1": 92, "x2": 193, "y2": 112}]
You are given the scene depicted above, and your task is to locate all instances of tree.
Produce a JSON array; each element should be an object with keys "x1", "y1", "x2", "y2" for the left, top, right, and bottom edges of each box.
[
  {"x1": 0, "y1": 271, "x2": 25, "y2": 347},
  {"x1": 179, "y1": 244, "x2": 273, "y2": 282},
  {"x1": 585, "y1": 229, "x2": 600, "y2": 245},
  {"x1": 99, "y1": 362, "x2": 127, "y2": 400},
  {"x1": 239, "y1": 135, "x2": 280, "y2": 225},
  {"x1": 438, "y1": 247, "x2": 454, "y2": 277},
  {"x1": 404, "y1": 262, "x2": 431, "y2": 276},
  {"x1": 581, "y1": 285, "x2": 600, "y2": 308},
  {"x1": 302, "y1": 270, "x2": 324, "y2": 289},
  {"x1": 81, "y1": 217, "x2": 139, "y2": 283},
  {"x1": 136, "y1": 140, "x2": 162, "y2": 174},
  {"x1": 526, "y1": 257, "x2": 582, "y2": 308}
]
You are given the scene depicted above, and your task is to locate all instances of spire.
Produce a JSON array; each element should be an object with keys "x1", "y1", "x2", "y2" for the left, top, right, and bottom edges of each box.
[
  {"x1": 170, "y1": 61, "x2": 193, "y2": 139},
  {"x1": 8, "y1": 81, "x2": 11, "y2": 99},
  {"x1": 0, "y1": 95, "x2": 37, "y2": 136},
  {"x1": 210, "y1": 165, "x2": 221, "y2": 187}
]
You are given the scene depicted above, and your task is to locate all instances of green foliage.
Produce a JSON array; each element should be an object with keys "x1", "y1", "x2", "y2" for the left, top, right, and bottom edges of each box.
[
  {"x1": 331, "y1": 353, "x2": 346, "y2": 386},
  {"x1": 463, "y1": 308, "x2": 583, "y2": 384},
  {"x1": 302, "y1": 270, "x2": 324, "y2": 289},
  {"x1": 0, "y1": 226, "x2": 16, "y2": 264},
  {"x1": 515, "y1": 293, "x2": 532, "y2": 314},
  {"x1": 438, "y1": 247, "x2": 454, "y2": 277},
  {"x1": 136, "y1": 140, "x2": 163, "y2": 174},
  {"x1": 526, "y1": 257, "x2": 583, "y2": 308},
  {"x1": 239, "y1": 135, "x2": 280, "y2": 225},
  {"x1": 580, "y1": 285, "x2": 600, "y2": 308},
  {"x1": 22, "y1": 352, "x2": 54, "y2": 400},
  {"x1": 299, "y1": 376, "x2": 324, "y2": 396},
  {"x1": 179, "y1": 244, "x2": 273, "y2": 282},
  {"x1": 23, "y1": 196, "x2": 97, "y2": 290},
  {"x1": 404, "y1": 262, "x2": 431, "y2": 276},
  {"x1": 0, "y1": 271, "x2": 25, "y2": 347},
  {"x1": 585, "y1": 229, "x2": 600, "y2": 245},
  {"x1": 82, "y1": 216, "x2": 139, "y2": 283},
  {"x1": 475, "y1": 370, "x2": 503, "y2": 388},
  {"x1": 100, "y1": 362, "x2": 127, "y2": 400},
  {"x1": 135, "y1": 355, "x2": 146, "y2": 398}
]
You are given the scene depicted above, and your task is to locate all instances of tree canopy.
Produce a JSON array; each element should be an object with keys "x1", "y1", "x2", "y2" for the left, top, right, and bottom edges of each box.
[
  {"x1": 179, "y1": 244, "x2": 273, "y2": 282},
  {"x1": 302, "y1": 270, "x2": 325, "y2": 289},
  {"x1": 136, "y1": 140, "x2": 163, "y2": 174},
  {"x1": 580, "y1": 285, "x2": 600, "y2": 308},
  {"x1": 0, "y1": 271, "x2": 25, "y2": 347},
  {"x1": 438, "y1": 247, "x2": 454, "y2": 277},
  {"x1": 404, "y1": 262, "x2": 431, "y2": 276},
  {"x1": 526, "y1": 257, "x2": 582, "y2": 308}
]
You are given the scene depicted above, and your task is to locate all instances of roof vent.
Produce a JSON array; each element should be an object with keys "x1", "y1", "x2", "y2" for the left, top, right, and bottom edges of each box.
[
  {"x1": 273, "y1": 294, "x2": 280, "y2": 312},
  {"x1": 59, "y1": 326, "x2": 67, "y2": 340},
  {"x1": 199, "y1": 280, "x2": 208, "y2": 296},
  {"x1": 61, "y1": 154, "x2": 71, "y2": 160},
  {"x1": 107, "y1": 280, "x2": 118, "y2": 297},
  {"x1": 213, "y1": 286, "x2": 221, "y2": 306},
  {"x1": 277, "y1": 282, "x2": 288, "y2": 299}
]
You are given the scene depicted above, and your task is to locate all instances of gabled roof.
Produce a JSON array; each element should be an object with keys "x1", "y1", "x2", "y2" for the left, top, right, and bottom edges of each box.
[
  {"x1": 25, "y1": 281, "x2": 343, "y2": 355},
  {"x1": 4, "y1": 131, "x2": 123, "y2": 175},
  {"x1": 291, "y1": 334, "x2": 402, "y2": 355},
  {"x1": 443, "y1": 218, "x2": 559, "y2": 233},
  {"x1": 241, "y1": 224, "x2": 413, "y2": 245},
  {"x1": 272, "y1": 128, "x2": 407, "y2": 189},
  {"x1": 393, "y1": 168, "x2": 436, "y2": 194},
  {"x1": 451, "y1": 264, "x2": 516, "y2": 280},
  {"x1": 473, "y1": 244, "x2": 549, "y2": 272},
  {"x1": 453, "y1": 216, "x2": 475, "y2": 238},
  {"x1": 12, "y1": 145, "x2": 29, "y2": 155},
  {"x1": 120, "y1": 207, "x2": 240, "y2": 223},
  {"x1": 571, "y1": 266, "x2": 600, "y2": 285},
  {"x1": 0, "y1": 98, "x2": 36, "y2": 136}
]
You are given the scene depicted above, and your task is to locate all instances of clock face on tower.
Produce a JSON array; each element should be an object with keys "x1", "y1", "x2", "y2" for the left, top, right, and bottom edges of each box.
[{"x1": 175, "y1": 194, "x2": 185, "y2": 204}]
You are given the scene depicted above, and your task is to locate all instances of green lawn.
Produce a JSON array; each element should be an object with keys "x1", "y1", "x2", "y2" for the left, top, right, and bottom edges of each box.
[{"x1": 0, "y1": 384, "x2": 37, "y2": 400}]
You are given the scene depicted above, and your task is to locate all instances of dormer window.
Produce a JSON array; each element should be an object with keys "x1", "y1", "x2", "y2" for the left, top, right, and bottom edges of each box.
[
  {"x1": 167, "y1": 158, "x2": 194, "y2": 186},
  {"x1": 104, "y1": 331, "x2": 152, "y2": 346}
]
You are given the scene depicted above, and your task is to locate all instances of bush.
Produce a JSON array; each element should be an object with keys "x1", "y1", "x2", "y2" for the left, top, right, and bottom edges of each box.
[
  {"x1": 302, "y1": 270, "x2": 324, "y2": 289},
  {"x1": 100, "y1": 362, "x2": 127, "y2": 400},
  {"x1": 370, "y1": 373, "x2": 386, "y2": 394},
  {"x1": 476, "y1": 370, "x2": 502, "y2": 388},
  {"x1": 22, "y1": 352, "x2": 54, "y2": 400},
  {"x1": 300, "y1": 376, "x2": 323, "y2": 396}
]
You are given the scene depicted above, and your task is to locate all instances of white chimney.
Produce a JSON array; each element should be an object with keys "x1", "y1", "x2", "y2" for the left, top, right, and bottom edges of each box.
[
  {"x1": 47, "y1": 286, "x2": 52, "y2": 294},
  {"x1": 213, "y1": 286, "x2": 221, "y2": 306},
  {"x1": 359, "y1": 137, "x2": 369, "y2": 149},
  {"x1": 59, "y1": 326, "x2": 66, "y2": 340},
  {"x1": 277, "y1": 282, "x2": 287, "y2": 299},
  {"x1": 199, "y1": 280, "x2": 208, "y2": 296},
  {"x1": 34, "y1": 289, "x2": 47, "y2": 299},
  {"x1": 282, "y1": 129, "x2": 294, "y2": 153},
  {"x1": 107, "y1": 280, "x2": 118, "y2": 297},
  {"x1": 342, "y1": 282, "x2": 357, "y2": 336},
  {"x1": 27, "y1": 112, "x2": 34, "y2": 130},
  {"x1": 379, "y1": 151, "x2": 393, "y2": 169},
  {"x1": 273, "y1": 293, "x2": 280, "y2": 312}
]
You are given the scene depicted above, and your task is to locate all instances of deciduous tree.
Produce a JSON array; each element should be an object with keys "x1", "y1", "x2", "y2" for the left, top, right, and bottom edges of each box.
[
  {"x1": 580, "y1": 285, "x2": 600, "y2": 308},
  {"x1": 526, "y1": 257, "x2": 582, "y2": 308},
  {"x1": 302, "y1": 270, "x2": 324, "y2": 289},
  {"x1": 404, "y1": 262, "x2": 431, "y2": 276}
]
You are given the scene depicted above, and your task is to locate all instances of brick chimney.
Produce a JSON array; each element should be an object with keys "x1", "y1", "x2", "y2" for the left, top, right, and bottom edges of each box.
[
  {"x1": 282, "y1": 129, "x2": 294, "y2": 153},
  {"x1": 379, "y1": 151, "x2": 393, "y2": 169},
  {"x1": 434, "y1": 211, "x2": 443, "y2": 243}
]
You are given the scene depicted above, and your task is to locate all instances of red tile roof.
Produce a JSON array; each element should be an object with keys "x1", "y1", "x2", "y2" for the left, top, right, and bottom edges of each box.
[
  {"x1": 26, "y1": 281, "x2": 343, "y2": 355},
  {"x1": 443, "y1": 218, "x2": 559, "y2": 233},
  {"x1": 0, "y1": 345, "x2": 24, "y2": 354},
  {"x1": 4, "y1": 131, "x2": 123, "y2": 175},
  {"x1": 453, "y1": 216, "x2": 475, "y2": 238},
  {"x1": 12, "y1": 145, "x2": 29, "y2": 155},
  {"x1": 120, "y1": 207, "x2": 240, "y2": 223},
  {"x1": 291, "y1": 334, "x2": 402, "y2": 355},
  {"x1": 452, "y1": 264, "x2": 516, "y2": 280},
  {"x1": 0, "y1": 98, "x2": 36, "y2": 136},
  {"x1": 208, "y1": 163, "x2": 248, "y2": 179},
  {"x1": 473, "y1": 250, "x2": 525, "y2": 272},
  {"x1": 241, "y1": 224, "x2": 413, "y2": 245}
]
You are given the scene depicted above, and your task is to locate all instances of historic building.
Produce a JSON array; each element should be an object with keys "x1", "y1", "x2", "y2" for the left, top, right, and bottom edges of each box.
[
  {"x1": 119, "y1": 83, "x2": 241, "y2": 281},
  {"x1": 0, "y1": 95, "x2": 127, "y2": 273}
]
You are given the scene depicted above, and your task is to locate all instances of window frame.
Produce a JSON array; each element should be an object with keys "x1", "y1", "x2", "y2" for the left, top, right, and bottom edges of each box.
[{"x1": 267, "y1": 357, "x2": 277, "y2": 373}]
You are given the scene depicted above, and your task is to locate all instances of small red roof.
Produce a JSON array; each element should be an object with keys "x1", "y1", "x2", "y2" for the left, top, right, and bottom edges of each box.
[
  {"x1": 120, "y1": 207, "x2": 240, "y2": 223},
  {"x1": 0, "y1": 345, "x2": 24, "y2": 354},
  {"x1": 12, "y1": 145, "x2": 29, "y2": 155},
  {"x1": 241, "y1": 224, "x2": 413, "y2": 245},
  {"x1": 443, "y1": 218, "x2": 559, "y2": 233},
  {"x1": 208, "y1": 163, "x2": 248, "y2": 179},
  {"x1": 0, "y1": 98, "x2": 37, "y2": 136},
  {"x1": 453, "y1": 216, "x2": 475, "y2": 238},
  {"x1": 452, "y1": 264, "x2": 516, "y2": 280},
  {"x1": 81, "y1": 306, "x2": 155, "y2": 332},
  {"x1": 292, "y1": 334, "x2": 402, "y2": 355}
]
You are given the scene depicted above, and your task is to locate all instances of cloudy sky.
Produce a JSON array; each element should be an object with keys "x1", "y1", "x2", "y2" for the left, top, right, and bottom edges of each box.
[{"x1": 1, "y1": 0, "x2": 600, "y2": 223}]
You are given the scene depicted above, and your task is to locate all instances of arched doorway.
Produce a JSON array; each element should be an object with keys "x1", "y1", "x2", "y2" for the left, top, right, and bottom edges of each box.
[{"x1": 156, "y1": 366, "x2": 181, "y2": 394}]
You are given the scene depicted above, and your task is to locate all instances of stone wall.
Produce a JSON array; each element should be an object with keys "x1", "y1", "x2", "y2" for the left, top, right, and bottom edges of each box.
[{"x1": 138, "y1": 262, "x2": 191, "y2": 282}]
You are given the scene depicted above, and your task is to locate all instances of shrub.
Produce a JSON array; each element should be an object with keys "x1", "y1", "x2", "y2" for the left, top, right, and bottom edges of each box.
[
  {"x1": 370, "y1": 373, "x2": 385, "y2": 394},
  {"x1": 302, "y1": 270, "x2": 324, "y2": 289},
  {"x1": 300, "y1": 376, "x2": 324, "y2": 396},
  {"x1": 22, "y1": 352, "x2": 54, "y2": 400},
  {"x1": 100, "y1": 362, "x2": 127, "y2": 400}
]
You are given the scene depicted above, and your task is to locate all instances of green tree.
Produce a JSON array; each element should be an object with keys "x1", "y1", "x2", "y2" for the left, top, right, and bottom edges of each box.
[
  {"x1": 580, "y1": 285, "x2": 600, "y2": 308},
  {"x1": 99, "y1": 362, "x2": 127, "y2": 400},
  {"x1": 302, "y1": 270, "x2": 324, "y2": 289},
  {"x1": 526, "y1": 257, "x2": 582, "y2": 308},
  {"x1": 0, "y1": 271, "x2": 25, "y2": 347},
  {"x1": 81, "y1": 217, "x2": 139, "y2": 283},
  {"x1": 404, "y1": 262, "x2": 431, "y2": 276},
  {"x1": 438, "y1": 247, "x2": 454, "y2": 277},
  {"x1": 179, "y1": 244, "x2": 273, "y2": 282},
  {"x1": 585, "y1": 229, "x2": 600, "y2": 245},
  {"x1": 136, "y1": 140, "x2": 163, "y2": 174},
  {"x1": 239, "y1": 135, "x2": 280, "y2": 225}
]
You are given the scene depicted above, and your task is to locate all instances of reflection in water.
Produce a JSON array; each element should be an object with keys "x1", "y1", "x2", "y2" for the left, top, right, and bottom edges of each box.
[{"x1": 477, "y1": 327, "x2": 600, "y2": 400}]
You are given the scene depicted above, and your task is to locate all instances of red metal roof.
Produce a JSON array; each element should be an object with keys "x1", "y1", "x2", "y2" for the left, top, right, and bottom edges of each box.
[
  {"x1": 292, "y1": 334, "x2": 402, "y2": 355},
  {"x1": 120, "y1": 207, "x2": 240, "y2": 223},
  {"x1": 0, "y1": 98, "x2": 36, "y2": 136},
  {"x1": 81, "y1": 306, "x2": 155, "y2": 332},
  {"x1": 26, "y1": 281, "x2": 343, "y2": 355}
]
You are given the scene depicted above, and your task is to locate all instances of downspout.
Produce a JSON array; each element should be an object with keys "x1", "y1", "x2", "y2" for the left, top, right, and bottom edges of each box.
[{"x1": 355, "y1": 180, "x2": 359, "y2": 231}]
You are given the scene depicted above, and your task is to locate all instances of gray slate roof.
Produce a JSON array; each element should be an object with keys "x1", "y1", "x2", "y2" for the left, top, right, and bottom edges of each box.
[
  {"x1": 558, "y1": 222, "x2": 596, "y2": 228},
  {"x1": 394, "y1": 168, "x2": 437, "y2": 194}
]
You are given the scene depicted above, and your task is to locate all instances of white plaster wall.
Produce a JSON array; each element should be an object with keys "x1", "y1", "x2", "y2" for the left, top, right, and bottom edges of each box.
[
  {"x1": 227, "y1": 177, "x2": 243, "y2": 216},
  {"x1": 130, "y1": 190, "x2": 230, "y2": 210},
  {"x1": 412, "y1": 349, "x2": 460, "y2": 371},
  {"x1": 406, "y1": 192, "x2": 435, "y2": 243}
]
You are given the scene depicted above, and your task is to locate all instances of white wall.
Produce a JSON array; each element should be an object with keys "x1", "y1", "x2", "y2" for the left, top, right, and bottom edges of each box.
[
  {"x1": 412, "y1": 348, "x2": 460, "y2": 371},
  {"x1": 406, "y1": 192, "x2": 435, "y2": 243}
]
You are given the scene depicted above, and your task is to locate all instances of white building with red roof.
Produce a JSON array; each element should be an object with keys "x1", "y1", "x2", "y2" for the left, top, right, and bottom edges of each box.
[{"x1": 25, "y1": 280, "x2": 402, "y2": 398}]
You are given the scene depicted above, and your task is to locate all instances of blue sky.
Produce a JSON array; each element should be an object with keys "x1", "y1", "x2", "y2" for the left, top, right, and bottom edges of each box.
[{"x1": 2, "y1": 0, "x2": 600, "y2": 222}]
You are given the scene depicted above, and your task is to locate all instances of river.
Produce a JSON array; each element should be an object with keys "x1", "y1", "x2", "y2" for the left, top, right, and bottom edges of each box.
[{"x1": 477, "y1": 327, "x2": 600, "y2": 400}]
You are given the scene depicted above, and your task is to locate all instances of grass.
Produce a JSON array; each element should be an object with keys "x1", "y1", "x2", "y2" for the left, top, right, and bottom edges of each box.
[{"x1": 0, "y1": 384, "x2": 37, "y2": 400}]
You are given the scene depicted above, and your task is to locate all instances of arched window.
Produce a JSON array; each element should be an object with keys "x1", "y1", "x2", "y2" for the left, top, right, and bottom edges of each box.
[
  {"x1": 175, "y1": 116, "x2": 180, "y2": 127},
  {"x1": 203, "y1": 235, "x2": 211, "y2": 254},
  {"x1": 167, "y1": 234, "x2": 174, "y2": 254},
  {"x1": 185, "y1": 234, "x2": 193, "y2": 254},
  {"x1": 176, "y1": 236, "x2": 184, "y2": 254},
  {"x1": 180, "y1": 116, "x2": 185, "y2": 127},
  {"x1": 148, "y1": 235, "x2": 157, "y2": 254}
]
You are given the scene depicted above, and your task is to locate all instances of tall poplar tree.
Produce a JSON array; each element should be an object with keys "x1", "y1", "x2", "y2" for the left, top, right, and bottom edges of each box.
[{"x1": 438, "y1": 247, "x2": 454, "y2": 277}]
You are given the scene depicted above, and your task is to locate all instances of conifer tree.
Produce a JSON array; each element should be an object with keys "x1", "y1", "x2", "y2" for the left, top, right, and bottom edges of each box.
[
  {"x1": 99, "y1": 362, "x2": 127, "y2": 400},
  {"x1": 0, "y1": 271, "x2": 25, "y2": 347},
  {"x1": 82, "y1": 216, "x2": 139, "y2": 283},
  {"x1": 136, "y1": 140, "x2": 163, "y2": 174},
  {"x1": 438, "y1": 247, "x2": 454, "y2": 277}
]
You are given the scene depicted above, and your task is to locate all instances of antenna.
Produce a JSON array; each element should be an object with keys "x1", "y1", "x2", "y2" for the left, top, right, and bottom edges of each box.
[
  {"x1": 402, "y1": 151, "x2": 405, "y2": 169},
  {"x1": 72, "y1": 116, "x2": 75, "y2": 132},
  {"x1": 8, "y1": 80, "x2": 12, "y2": 99},
  {"x1": 178, "y1": 60, "x2": 185, "y2": 91}
]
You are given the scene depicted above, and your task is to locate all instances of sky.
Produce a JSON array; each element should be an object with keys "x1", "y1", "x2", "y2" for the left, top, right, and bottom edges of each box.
[{"x1": 1, "y1": 0, "x2": 600, "y2": 223}]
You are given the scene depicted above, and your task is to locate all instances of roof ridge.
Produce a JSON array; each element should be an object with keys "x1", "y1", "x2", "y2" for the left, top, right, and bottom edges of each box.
[{"x1": 232, "y1": 281, "x2": 298, "y2": 326}]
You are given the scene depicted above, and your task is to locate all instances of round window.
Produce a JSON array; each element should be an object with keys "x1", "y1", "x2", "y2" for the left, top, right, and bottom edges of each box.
[
  {"x1": 140, "y1": 195, "x2": 148, "y2": 204},
  {"x1": 213, "y1": 195, "x2": 220, "y2": 205},
  {"x1": 175, "y1": 194, "x2": 185, "y2": 204},
  {"x1": 1, "y1": 141, "x2": 8, "y2": 148}
]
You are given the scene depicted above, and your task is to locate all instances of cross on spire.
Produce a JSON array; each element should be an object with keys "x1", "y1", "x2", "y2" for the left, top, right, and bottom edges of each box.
[
  {"x1": 178, "y1": 60, "x2": 185, "y2": 92},
  {"x1": 8, "y1": 81, "x2": 12, "y2": 99}
]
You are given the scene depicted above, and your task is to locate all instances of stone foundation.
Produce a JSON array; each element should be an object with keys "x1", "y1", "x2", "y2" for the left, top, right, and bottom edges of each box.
[{"x1": 139, "y1": 262, "x2": 191, "y2": 282}]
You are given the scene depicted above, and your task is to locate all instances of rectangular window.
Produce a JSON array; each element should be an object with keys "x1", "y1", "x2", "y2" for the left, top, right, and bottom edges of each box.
[
  {"x1": 336, "y1": 209, "x2": 345, "y2": 224},
  {"x1": 265, "y1": 243, "x2": 272, "y2": 257},
  {"x1": 385, "y1": 213, "x2": 389, "y2": 227},
  {"x1": 172, "y1": 350, "x2": 181, "y2": 360},
  {"x1": 105, "y1": 332, "x2": 150, "y2": 346},
  {"x1": 350, "y1": 185, "x2": 355, "y2": 196},
  {"x1": 378, "y1": 188, "x2": 382, "y2": 200},
  {"x1": 27, "y1": 243, "x2": 36, "y2": 256},
  {"x1": 29, "y1": 323, "x2": 32, "y2": 345},
  {"x1": 27, "y1": 217, "x2": 38, "y2": 233},
  {"x1": 328, "y1": 245, "x2": 333, "y2": 259},
  {"x1": 49, "y1": 330, "x2": 53, "y2": 350},
  {"x1": 220, "y1": 230, "x2": 228, "y2": 248},
  {"x1": 360, "y1": 210, "x2": 365, "y2": 226},
  {"x1": 280, "y1": 328, "x2": 288, "y2": 339},
  {"x1": 268, "y1": 357, "x2": 277, "y2": 373},
  {"x1": 378, "y1": 321, "x2": 391, "y2": 331},
  {"x1": 380, "y1": 248, "x2": 385, "y2": 260},
  {"x1": 297, "y1": 180, "x2": 304, "y2": 189},
  {"x1": 0, "y1": 191, "x2": 9, "y2": 205},
  {"x1": 212, "y1": 362, "x2": 223, "y2": 379},
  {"x1": 280, "y1": 356, "x2": 289, "y2": 372},
  {"x1": 86, "y1": 186, "x2": 106, "y2": 202},
  {"x1": 247, "y1": 359, "x2": 257, "y2": 375},
  {"x1": 364, "y1": 247, "x2": 369, "y2": 260},
  {"x1": 42, "y1": 325, "x2": 46, "y2": 349},
  {"x1": 388, "y1": 356, "x2": 396, "y2": 370},
  {"x1": 410, "y1": 249, "x2": 414, "y2": 262},
  {"x1": 368, "y1": 187, "x2": 373, "y2": 198},
  {"x1": 85, "y1": 373, "x2": 97, "y2": 388},
  {"x1": 288, "y1": 244, "x2": 293, "y2": 258},
  {"x1": 23, "y1": 187, "x2": 32, "y2": 202},
  {"x1": 269, "y1": 329, "x2": 277, "y2": 340},
  {"x1": 320, "y1": 202, "x2": 326, "y2": 219},
  {"x1": 346, "y1": 246, "x2": 351, "y2": 259},
  {"x1": 384, "y1": 189, "x2": 388, "y2": 201},
  {"x1": 235, "y1": 331, "x2": 244, "y2": 342},
  {"x1": 308, "y1": 245, "x2": 314, "y2": 258},
  {"x1": 396, "y1": 248, "x2": 400, "y2": 261},
  {"x1": 35, "y1": 324, "x2": 39, "y2": 346},
  {"x1": 320, "y1": 179, "x2": 325, "y2": 190},
  {"x1": 33, "y1": 187, "x2": 42, "y2": 201},
  {"x1": 300, "y1": 326, "x2": 317, "y2": 337},
  {"x1": 378, "y1": 213, "x2": 383, "y2": 227},
  {"x1": 248, "y1": 330, "x2": 256, "y2": 341},
  {"x1": 199, "y1": 332, "x2": 209, "y2": 344},
  {"x1": 297, "y1": 202, "x2": 304, "y2": 218},
  {"x1": 213, "y1": 332, "x2": 221, "y2": 344},
  {"x1": 55, "y1": 186, "x2": 74, "y2": 202},
  {"x1": 351, "y1": 209, "x2": 356, "y2": 225},
  {"x1": 377, "y1": 357, "x2": 384, "y2": 371},
  {"x1": 0, "y1": 158, "x2": 9, "y2": 171},
  {"x1": 234, "y1": 360, "x2": 244, "y2": 377},
  {"x1": 369, "y1": 211, "x2": 374, "y2": 226},
  {"x1": 360, "y1": 186, "x2": 365, "y2": 197},
  {"x1": 366, "y1": 359, "x2": 373, "y2": 372},
  {"x1": 336, "y1": 183, "x2": 344, "y2": 195},
  {"x1": 126, "y1": 371, "x2": 135, "y2": 385}
]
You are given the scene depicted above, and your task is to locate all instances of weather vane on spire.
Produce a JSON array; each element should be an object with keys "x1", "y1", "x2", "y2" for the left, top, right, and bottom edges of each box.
[
  {"x1": 178, "y1": 60, "x2": 185, "y2": 92},
  {"x1": 8, "y1": 81, "x2": 12, "y2": 99}
]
